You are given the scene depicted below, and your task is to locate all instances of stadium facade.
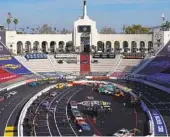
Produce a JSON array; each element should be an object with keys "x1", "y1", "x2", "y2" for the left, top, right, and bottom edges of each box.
[{"x1": 1, "y1": 0, "x2": 170, "y2": 55}]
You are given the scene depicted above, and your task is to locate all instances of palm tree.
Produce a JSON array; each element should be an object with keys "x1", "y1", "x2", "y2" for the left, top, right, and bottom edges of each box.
[
  {"x1": 6, "y1": 18, "x2": 11, "y2": 30},
  {"x1": 13, "y1": 18, "x2": 18, "y2": 30}
]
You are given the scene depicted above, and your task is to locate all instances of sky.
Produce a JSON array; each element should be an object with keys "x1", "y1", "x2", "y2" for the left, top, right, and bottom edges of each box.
[{"x1": 0, "y1": 0, "x2": 170, "y2": 32}]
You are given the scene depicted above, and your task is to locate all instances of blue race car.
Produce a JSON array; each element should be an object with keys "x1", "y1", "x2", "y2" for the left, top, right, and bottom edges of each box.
[{"x1": 29, "y1": 82, "x2": 37, "y2": 87}]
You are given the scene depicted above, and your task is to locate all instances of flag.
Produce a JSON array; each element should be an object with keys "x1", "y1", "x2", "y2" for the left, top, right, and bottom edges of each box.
[
  {"x1": 8, "y1": 13, "x2": 12, "y2": 18},
  {"x1": 162, "y1": 13, "x2": 165, "y2": 21}
]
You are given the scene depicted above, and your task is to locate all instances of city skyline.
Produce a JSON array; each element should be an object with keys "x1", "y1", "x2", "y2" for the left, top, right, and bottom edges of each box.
[{"x1": 0, "y1": 0, "x2": 170, "y2": 32}]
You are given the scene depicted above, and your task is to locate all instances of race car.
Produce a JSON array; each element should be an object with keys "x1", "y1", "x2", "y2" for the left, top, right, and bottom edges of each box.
[
  {"x1": 113, "y1": 128, "x2": 135, "y2": 137},
  {"x1": 56, "y1": 83, "x2": 64, "y2": 89},
  {"x1": 29, "y1": 82, "x2": 38, "y2": 87},
  {"x1": 69, "y1": 101, "x2": 78, "y2": 109},
  {"x1": 98, "y1": 86, "x2": 115, "y2": 95},
  {"x1": 75, "y1": 116, "x2": 91, "y2": 131},
  {"x1": 78, "y1": 100, "x2": 112, "y2": 113},
  {"x1": 114, "y1": 91, "x2": 125, "y2": 97}
]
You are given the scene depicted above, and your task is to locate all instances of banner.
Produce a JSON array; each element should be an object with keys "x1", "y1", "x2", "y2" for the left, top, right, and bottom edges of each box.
[
  {"x1": 139, "y1": 40, "x2": 170, "y2": 75},
  {"x1": 0, "y1": 67, "x2": 19, "y2": 83},
  {"x1": 0, "y1": 56, "x2": 32, "y2": 75},
  {"x1": 150, "y1": 110, "x2": 167, "y2": 136},
  {"x1": 0, "y1": 31, "x2": 10, "y2": 56},
  {"x1": 146, "y1": 73, "x2": 170, "y2": 84}
]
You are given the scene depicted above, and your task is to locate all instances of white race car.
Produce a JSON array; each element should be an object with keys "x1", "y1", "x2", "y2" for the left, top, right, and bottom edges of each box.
[{"x1": 9, "y1": 91, "x2": 17, "y2": 95}]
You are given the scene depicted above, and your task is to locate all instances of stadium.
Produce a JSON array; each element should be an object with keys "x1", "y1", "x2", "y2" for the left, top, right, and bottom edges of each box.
[{"x1": 0, "y1": 0, "x2": 170, "y2": 137}]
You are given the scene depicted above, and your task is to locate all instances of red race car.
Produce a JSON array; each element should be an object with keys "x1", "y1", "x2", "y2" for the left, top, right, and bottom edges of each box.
[{"x1": 0, "y1": 96, "x2": 4, "y2": 102}]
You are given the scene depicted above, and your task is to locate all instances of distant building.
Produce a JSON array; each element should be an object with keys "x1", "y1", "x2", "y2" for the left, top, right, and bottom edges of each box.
[{"x1": 1, "y1": 0, "x2": 170, "y2": 55}]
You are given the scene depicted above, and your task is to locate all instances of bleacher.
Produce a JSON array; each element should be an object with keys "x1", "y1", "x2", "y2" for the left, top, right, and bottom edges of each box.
[
  {"x1": 91, "y1": 53, "x2": 118, "y2": 73},
  {"x1": 15, "y1": 55, "x2": 56, "y2": 73},
  {"x1": 49, "y1": 54, "x2": 80, "y2": 75}
]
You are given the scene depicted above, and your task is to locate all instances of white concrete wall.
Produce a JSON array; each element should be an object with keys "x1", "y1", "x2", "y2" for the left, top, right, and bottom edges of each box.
[
  {"x1": 6, "y1": 31, "x2": 72, "y2": 54},
  {"x1": 97, "y1": 34, "x2": 152, "y2": 49}
]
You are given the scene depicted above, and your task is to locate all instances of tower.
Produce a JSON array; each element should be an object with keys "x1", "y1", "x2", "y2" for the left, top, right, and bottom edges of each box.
[{"x1": 83, "y1": 0, "x2": 87, "y2": 18}]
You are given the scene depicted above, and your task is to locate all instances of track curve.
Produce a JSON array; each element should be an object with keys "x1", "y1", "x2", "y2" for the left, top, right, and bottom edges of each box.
[{"x1": 0, "y1": 83, "x2": 53, "y2": 136}]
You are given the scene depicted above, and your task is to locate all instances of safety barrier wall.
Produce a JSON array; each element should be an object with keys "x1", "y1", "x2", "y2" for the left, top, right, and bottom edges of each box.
[
  {"x1": 18, "y1": 84, "x2": 58, "y2": 137},
  {"x1": 0, "y1": 81, "x2": 27, "y2": 93}
]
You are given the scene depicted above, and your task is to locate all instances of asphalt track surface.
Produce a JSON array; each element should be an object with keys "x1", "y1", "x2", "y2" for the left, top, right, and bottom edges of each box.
[
  {"x1": 0, "y1": 83, "x2": 52, "y2": 136},
  {"x1": 119, "y1": 81, "x2": 170, "y2": 135},
  {"x1": 24, "y1": 85, "x2": 147, "y2": 136}
]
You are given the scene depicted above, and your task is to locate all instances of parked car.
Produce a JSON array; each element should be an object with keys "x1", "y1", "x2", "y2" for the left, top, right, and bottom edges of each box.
[{"x1": 9, "y1": 91, "x2": 17, "y2": 95}]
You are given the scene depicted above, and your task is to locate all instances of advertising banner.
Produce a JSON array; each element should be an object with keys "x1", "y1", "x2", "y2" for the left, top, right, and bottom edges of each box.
[
  {"x1": 38, "y1": 72, "x2": 64, "y2": 78},
  {"x1": 150, "y1": 109, "x2": 167, "y2": 136},
  {"x1": 146, "y1": 73, "x2": 170, "y2": 84},
  {"x1": 0, "y1": 67, "x2": 19, "y2": 83},
  {"x1": 0, "y1": 56, "x2": 32, "y2": 75},
  {"x1": 139, "y1": 40, "x2": 170, "y2": 75}
]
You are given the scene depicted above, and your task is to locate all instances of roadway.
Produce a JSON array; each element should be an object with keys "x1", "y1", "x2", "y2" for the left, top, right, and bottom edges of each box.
[
  {"x1": 23, "y1": 85, "x2": 147, "y2": 136},
  {"x1": 0, "y1": 83, "x2": 53, "y2": 136}
]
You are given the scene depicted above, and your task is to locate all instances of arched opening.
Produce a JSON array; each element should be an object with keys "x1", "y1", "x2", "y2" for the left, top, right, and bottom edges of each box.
[
  {"x1": 114, "y1": 41, "x2": 120, "y2": 53},
  {"x1": 42, "y1": 41, "x2": 48, "y2": 53},
  {"x1": 106, "y1": 41, "x2": 112, "y2": 52},
  {"x1": 140, "y1": 41, "x2": 145, "y2": 52},
  {"x1": 58, "y1": 41, "x2": 64, "y2": 53},
  {"x1": 148, "y1": 41, "x2": 153, "y2": 52},
  {"x1": 131, "y1": 41, "x2": 137, "y2": 53},
  {"x1": 123, "y1": 41, "x2": 129, "y2": 53},
  {"x1": 25, "y1": 41, "x2": 31, "y2": 53},
  {"x1": 17, "y1": 41, "x2": 23, "y2": 54},
  {"x1": 65, "y1": 41, "x2": 74, "y2": 53},
  {"x1": 33, "y1": 41, "x2": 39, "y2": 53},
  {"x1": 97, "y1": 41, "x2": 104, "y2": 52},
  {"x1": 50, "y1": 41, "x2": 56, "y2": 53}
]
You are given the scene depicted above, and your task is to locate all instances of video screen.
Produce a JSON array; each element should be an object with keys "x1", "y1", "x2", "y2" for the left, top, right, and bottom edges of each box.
[{"x1": 78, "y1": 25, "x2": 91, "y2": 33}]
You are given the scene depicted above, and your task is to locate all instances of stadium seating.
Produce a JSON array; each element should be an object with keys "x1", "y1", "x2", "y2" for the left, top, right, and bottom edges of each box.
[
  {"x1": 49, "y1": 55, "x2": 80, "y2": 75},
  {"x1": 114, "y1": 58, "x2": 142, "y2": 73},
  {"x1": 91, "y1": 55, "x2": 120, "y2": 73},
  {"x1": 15, "y1": 56, "x2": 56, "y2": 73}
]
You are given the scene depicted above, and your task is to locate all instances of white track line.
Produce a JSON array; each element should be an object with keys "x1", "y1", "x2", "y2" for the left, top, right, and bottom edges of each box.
[
  {"x1": 66, "y1": 88, "x2": 83, "y2": 137},
  {"x1": 47, "y1": 88, "x2": 71, "y2": 136},
  {"x1": 33, "y1": 96, "x2": 50, "y2": 136},
  {"x1": 54, "y1": 88, "x2": 82, "y2": 136}
]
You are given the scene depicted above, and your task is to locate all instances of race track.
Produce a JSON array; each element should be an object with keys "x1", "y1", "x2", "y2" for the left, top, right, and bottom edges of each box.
[
  {"x1": 0, "y1": 83, "x2": 53, "y2": 136},
  {"x1": 23, "y1": 85, "x2": 147, "y2": 136}
]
